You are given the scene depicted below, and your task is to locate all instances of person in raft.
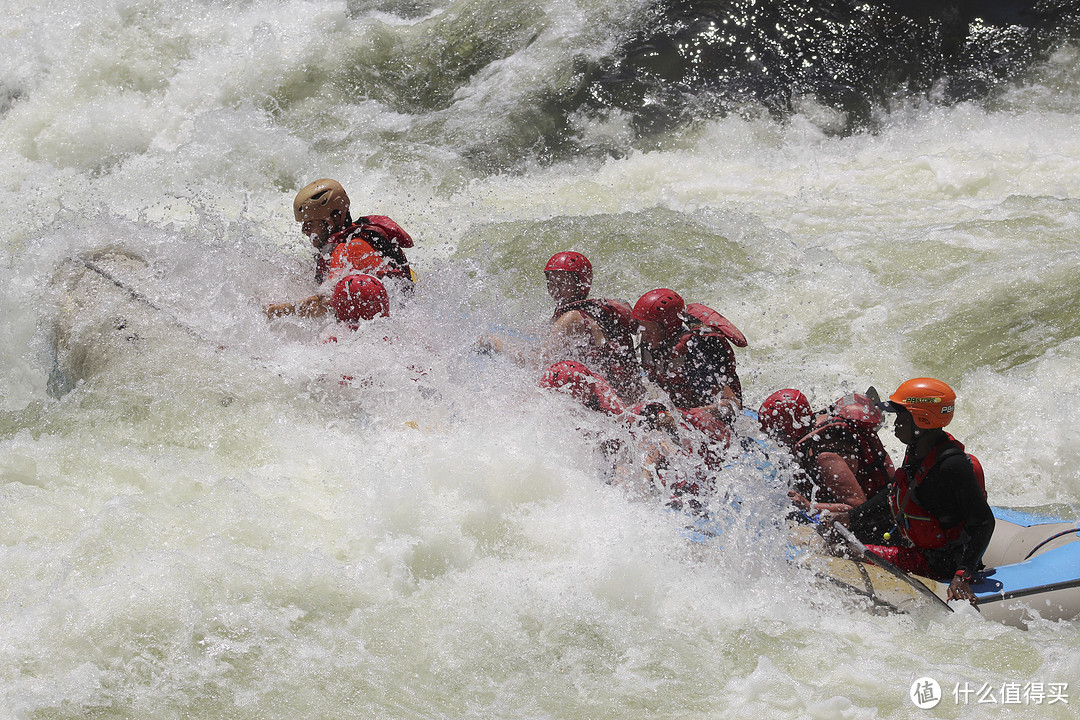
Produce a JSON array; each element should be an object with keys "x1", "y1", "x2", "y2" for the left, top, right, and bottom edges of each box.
[
  {"x1": 838, "y1": 378, "x2": 994, "y2": 605},
  {"x1": 781, "y1": 390, "x2": 895, "y2": 514},
  {"x1": 481, "y1": 251, "x2": 644, "y2": 404},
  {"x1": 265, "y1": 178, "x2": 414, "y2": 319},
  {"x1": 538, "y1": 360, "x2": 721, "y2": 508},
  {"x1": 757, "y1": 388, "x2": 817, "y2": 501},
  {"x1": 631, "y1": 287, "x2": 746, "y2": 428},
  {"x1": 758, "y1": 389, "x2": 815, "y2": 451}
]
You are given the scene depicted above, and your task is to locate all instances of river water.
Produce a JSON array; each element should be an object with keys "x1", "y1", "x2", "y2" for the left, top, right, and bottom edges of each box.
[{"x1": 2, "y1": 0, "x2": 1079, "y2": 717}]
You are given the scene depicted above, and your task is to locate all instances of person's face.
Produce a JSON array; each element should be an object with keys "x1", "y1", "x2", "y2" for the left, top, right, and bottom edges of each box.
[
  {"x1": 301, "y1": 210, "x2": 346, "y2": 248},
  {"x1": 637, "y1": 320, "x2": 667, "y2": 349},
  {"x1": 546, "y1": 271, "x2": 585, "y2": 304},
  {"x1": 301, "y1": 218, "x2": 331, "y2": 248},
  {"x1": 893, "y1": 409, "x2": 916, "y2": 445}
]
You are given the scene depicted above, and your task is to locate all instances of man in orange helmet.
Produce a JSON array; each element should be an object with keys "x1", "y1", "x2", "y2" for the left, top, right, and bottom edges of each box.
[
  {"x1": 841, "y1": 378, "x2": 995, "y2": 605},
  {"x1": 265, "y1": 179, "x2": 414, "y2": 319}
]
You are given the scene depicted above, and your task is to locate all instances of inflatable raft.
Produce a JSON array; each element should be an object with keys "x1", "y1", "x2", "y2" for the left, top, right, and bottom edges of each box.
[
  {"x1": 915, "y1": 507, "x2": 1080, "y2": 627},
  {"x1": 801, "y1": 507, "x2": 1080, "y2": 628},
  {"x1": 47, "y1": 247, "x2": 223, "y2": 395}
]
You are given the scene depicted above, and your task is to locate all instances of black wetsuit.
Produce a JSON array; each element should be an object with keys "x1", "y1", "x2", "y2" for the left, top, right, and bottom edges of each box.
[{"x1": 850, "y1": 438, "x2": 995, "y2": 578}]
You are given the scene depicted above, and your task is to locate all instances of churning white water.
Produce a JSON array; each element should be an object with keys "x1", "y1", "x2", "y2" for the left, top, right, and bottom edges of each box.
[{"x1": 2, "y1": 0, "x2": 1079, "y2": 717}]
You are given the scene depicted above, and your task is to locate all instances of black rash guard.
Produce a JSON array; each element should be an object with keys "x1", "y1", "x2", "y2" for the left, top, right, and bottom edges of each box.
[{"x1": 850, "y1": 440, "x2": 996, "y2": 578}]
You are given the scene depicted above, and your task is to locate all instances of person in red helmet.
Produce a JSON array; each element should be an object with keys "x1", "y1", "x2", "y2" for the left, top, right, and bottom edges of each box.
[
  {"x1": 482, "y1": 251, "x2": 643, "y2": 404},
  {"x1": 758, "y1": 389, "x2": 814, "y2": 448},
  {"x1": 537, "y1": 361, "x2": 720, "y2": 509},
  {"x1": 787, "y1": 390, "x2": 895, "y2": 512},
  {"x1": 632, "y1": 287, "x2": 745, "y2": 413},
  {"x1": 539, "y1": 360, "x2": 627, "y2": 416},
  {"x1": 839, "y1": 378, "x2": 994, "y2": 605},
  {"x1": 612, "y1": 402, "x2": 715, "y2": 510},
  {"x1": 330, "y1": 274, "x2": 390, "y2": 326},
  {"x1": 265, "y1": 179, "x2": 414, "y2": 319},
  {"x1": 542, "y1": 251, "x2": 643, "y2": 403},
  {"x1": 320, "y1": 274, "x2": 393, "y2": 347}
]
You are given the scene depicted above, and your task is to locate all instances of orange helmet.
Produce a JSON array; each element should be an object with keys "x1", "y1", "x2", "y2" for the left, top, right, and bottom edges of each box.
[
  {"x1": 883, "y1": 378, "x2": 956, "y2": 429},
  {"x1": 294, "y1": 179, "x2": 350, "y2": 222}
]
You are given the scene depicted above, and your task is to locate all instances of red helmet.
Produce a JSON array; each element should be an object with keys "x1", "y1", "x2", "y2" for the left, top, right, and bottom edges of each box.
[
  {"x1": 830, "y1": 392, "x2": 885, "y2": 431},
  {"x1": 540, "y1": 360, "x2": 624, "y2": 415},
  {"x1": 758, "y1": 389, "x2": 813, "y2": 444},
  {"x1": 330, "y1": 274, "x2": 389, "y2": 323},
  {"x1": 544, "y1": 251, "x2": 593, "y2": 291},
  {"x1": 884, "y1": 378, "x2": 956, "y2": 429},
  {"x1": 632, "y1": 288, "x2": 685, "y2": 333}
]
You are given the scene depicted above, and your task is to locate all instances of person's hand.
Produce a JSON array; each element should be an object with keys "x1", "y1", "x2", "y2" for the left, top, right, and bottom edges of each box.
[
  {"x1": 821, "y1": 508, "x2": 851, "y2": 528},
  {"x1": 474, "y1": 334, "x2": 504, "y2": 356},
  {"x1": 655, "y1": 410, "x2": 679, "y2": 437},
  {"x1": 710, "y1": 385, "x2": 741, "y2": 423},
  {"x1": 787, "y1": 491, "x2": 853, "y2": 525},
  {"x1": 788, "y1": 490, "x2": 811, "y2": 510},
  {"x1": 264, "y1": 302, "x2": 295, "y2": 319},
  {"x1": 265, "y1": 295, "x2": 328, "y2": 320},
  {"x1": 947, "y1": 574, "x2": 978, "y2": 605}
]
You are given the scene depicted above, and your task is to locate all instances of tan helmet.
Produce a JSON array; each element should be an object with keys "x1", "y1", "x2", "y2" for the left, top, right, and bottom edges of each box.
[{"x1": 293, "y1": 179, "x2": 350, "y2": 222}]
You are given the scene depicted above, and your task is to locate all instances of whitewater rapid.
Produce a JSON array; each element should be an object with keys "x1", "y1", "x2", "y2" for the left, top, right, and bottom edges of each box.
[{"x1": 2, "y1": 0, "x2": 1080, "y2": 717}]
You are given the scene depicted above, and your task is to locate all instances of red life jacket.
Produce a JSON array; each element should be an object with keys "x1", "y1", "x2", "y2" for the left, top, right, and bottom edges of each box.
[
  {"x1": 644, "y1": 304, "x2": 744, "y2": 407},
  {"x1": 359, "y1": 215, "x2": 413, "y2": 248},
  {"x1": 553, "y1": 298, "x2": 643, "y2": 403},
  {"x1": 888, "y1": 433, "x2": 987, "y2": 550},
  {"x1": 684, "y1": 303, "x2": 747, "y2": 347},
  {"x1": 793, "y1": 415, "x2": 893, "y2": 500},
  {"x1": 317, "y1": 218, "x2": 413, "y2": 284}
]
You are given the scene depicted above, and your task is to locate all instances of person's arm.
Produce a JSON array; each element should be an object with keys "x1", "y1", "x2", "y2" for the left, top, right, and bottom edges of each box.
[
  {"x1": 921, "y1": 454, "x2": 995, "y2": 604},
  {"x1": 479, "y1": 310, "x2": 598, "y2": 366},
  {"x1": 476, "y1": 332, "x2": 538, "y2": 365},
  {"x1": 922, "y1": 455, "x2": 995, "y2": 572},
  {"x1": 265, "y1": 294, "x2": 330, "y2": 319},
  {"x1": 845, "y1": 488, "x2": 894, "y2": 543},
  {"x1": 683, "y1": 385, "x2": 742, "y2": 425},
  {"x1": 788, "y1": 490, "x2": 853, "y2": 516},
  {"x1": 540, "y1": 310, "x2": 604, "y2": 362},
  {"x1": 814, "y1": 452, "x2": 867, "y2": 507}
]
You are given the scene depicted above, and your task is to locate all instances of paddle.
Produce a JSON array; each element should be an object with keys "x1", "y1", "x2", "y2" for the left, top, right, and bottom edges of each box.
[
  {"x1": 830, "y1": 521, "x2": 953, "y2": 612},
  {"x1": 80, "y1": 255, "x2": 220, "y2": 348}
]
